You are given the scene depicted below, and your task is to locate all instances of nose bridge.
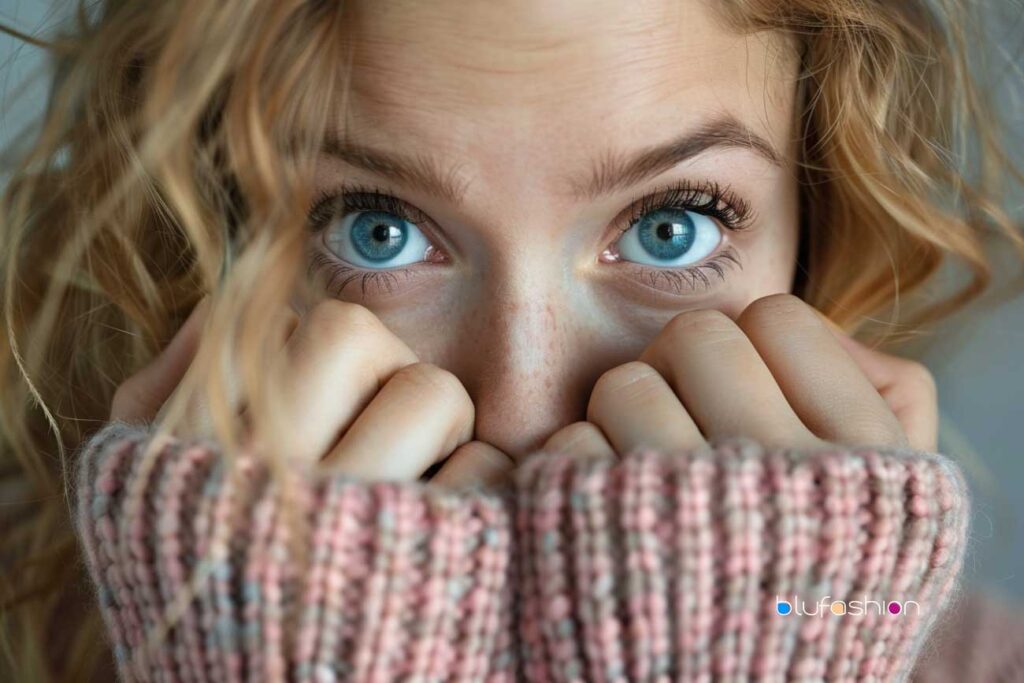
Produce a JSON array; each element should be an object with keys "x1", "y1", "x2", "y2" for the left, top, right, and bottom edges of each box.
[{"x1": 459, "y1": 270, "x2": 589, "y2": 460}]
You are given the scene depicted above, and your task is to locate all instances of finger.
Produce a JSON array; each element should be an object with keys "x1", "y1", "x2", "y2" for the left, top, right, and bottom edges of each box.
[
  {"x1": 542, "y1": 421, "x2": 616, "y2": 460},
  {"x1": 162, "y1": 302, "x2": 298, "y2": 438},
  {"x1": 269, "y1": 307, "x2": 302, "y2": 349},
  {"x1": 587, "y1": 361, "x2": 705, "y2": 454},
  {"x1": 429, "y1": 441, "x2": 515, "y2": 492},
  {"x1": 110, "y1": 296, "x2": 210, "y2": 422},
  {"x1": 235, "y1": 307, "x2": 300, "y2": 427},
  {"x1": 639, "y1": 308, "x2": 819, "y2": 449},
  {"x1": 322, "y1": 363, "x2": 474, "y2": 481},
  {"x1": 820, "y1": 320, "x2": 937, "y2": 451},
  {"x1": 271, "y1": 300, "x2": 418, "y2": 463},
  {"x1": 737, "y1": 295, "x2": 907, "y2": 448}
]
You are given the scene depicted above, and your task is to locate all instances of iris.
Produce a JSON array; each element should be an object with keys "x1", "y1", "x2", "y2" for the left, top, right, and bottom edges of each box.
[
  {"x1": 324, "y1": 208, "x2": 431, "y2": 269},
  {"x1": 617, "y1": 207, "x2": 721, "y2": 267},
  {"x1": 350, "y1": 212, "x2": 409, "y2": 262},
  {"x1": 636, "y1": 209, "x2": 696, "y2": 261}
]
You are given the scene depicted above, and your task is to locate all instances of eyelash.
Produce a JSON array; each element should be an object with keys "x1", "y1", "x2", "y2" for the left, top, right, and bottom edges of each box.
[
  {"x1": 619, "y1": 180, "x2": 753, "y2": 235},
  {"x1": 630, "y1": 245, "x2": 742, "y2": 292},
  {"x1": 307, "y1": 185, "x2": 431, "y2": 232},
  {"x1": 306, "y1": 180, "x2": 751, "y2": 296}
]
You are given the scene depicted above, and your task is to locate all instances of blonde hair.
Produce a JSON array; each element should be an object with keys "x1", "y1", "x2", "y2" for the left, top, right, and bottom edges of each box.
[{"x1": 1, "y1": 0, "x2": 1021, "y2": 679}]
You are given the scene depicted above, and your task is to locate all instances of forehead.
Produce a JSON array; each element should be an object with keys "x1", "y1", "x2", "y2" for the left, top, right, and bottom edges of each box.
[{"x1": 337, "y1": 0, "x2": 797, "y2": 199}]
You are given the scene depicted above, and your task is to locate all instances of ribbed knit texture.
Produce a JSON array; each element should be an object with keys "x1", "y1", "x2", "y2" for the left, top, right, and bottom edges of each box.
[
  {"x1": 513, "y1": 442, "x2": 968, "y2": 682},
  {"x1": 75, "y1": 421, "x2": 972, "y2": 682},
  {"x1": 76, "y1": 422, "x2": 516, "y2": 682}
]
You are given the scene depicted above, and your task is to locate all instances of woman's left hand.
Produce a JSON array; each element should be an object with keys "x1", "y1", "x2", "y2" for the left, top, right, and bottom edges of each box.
[{"x1": 543, "y1": 294, "x2": 938, "y2": 459}]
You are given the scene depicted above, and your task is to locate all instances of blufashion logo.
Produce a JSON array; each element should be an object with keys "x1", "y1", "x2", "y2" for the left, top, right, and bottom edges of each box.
[{"x1": 775, "y1": 595, "x2": 920, "y2": 617}]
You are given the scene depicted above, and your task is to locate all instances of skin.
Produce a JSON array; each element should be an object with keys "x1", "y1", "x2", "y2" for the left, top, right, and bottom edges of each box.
[{"x1": 111, "y1": 0, "x2": 938, "y2": 489}]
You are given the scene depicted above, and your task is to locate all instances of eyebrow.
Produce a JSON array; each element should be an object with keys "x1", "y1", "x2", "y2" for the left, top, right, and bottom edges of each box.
[
  {"x1": 321, "y1": 136, "x2": 469, "y2": 205},
  {"x1": 320, "y1": 115, "x2": 780, "y2": 205},
  {"x1": 573, "y1": 116, "x2": 782, "y2": 200}
]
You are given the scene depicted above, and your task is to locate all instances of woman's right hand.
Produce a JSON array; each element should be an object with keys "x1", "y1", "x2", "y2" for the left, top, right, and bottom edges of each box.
[{"x1": 110, "y1": 297, "x2": 513, "y2": 490}]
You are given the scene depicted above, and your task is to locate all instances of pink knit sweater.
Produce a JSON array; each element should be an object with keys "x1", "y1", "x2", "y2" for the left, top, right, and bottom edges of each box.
[{"x1": 72, "y1": 421, "x2": 1022, "y2": 681}]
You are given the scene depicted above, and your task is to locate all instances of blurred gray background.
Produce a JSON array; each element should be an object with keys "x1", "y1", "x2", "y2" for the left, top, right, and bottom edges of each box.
[{"x1": 2, "y1": 1, "x2": 1022, "y2": 599}]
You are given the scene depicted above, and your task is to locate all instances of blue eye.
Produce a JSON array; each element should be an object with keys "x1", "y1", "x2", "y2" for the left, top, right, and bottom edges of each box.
[
  {"x1": 616, "y1": 207, "x2": 722, "y2": 267},
  {"x1": 324, "y1": 210, "x2": 431, "y2": 268}
]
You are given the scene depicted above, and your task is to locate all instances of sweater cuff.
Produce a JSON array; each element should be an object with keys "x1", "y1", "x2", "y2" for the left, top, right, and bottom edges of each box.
[
  {"x1": 74, "y1": 421, "x2": 516, "y2": 682},
  {"x1": 513, "y1": 439, "x2": 969, "y2": 682}
]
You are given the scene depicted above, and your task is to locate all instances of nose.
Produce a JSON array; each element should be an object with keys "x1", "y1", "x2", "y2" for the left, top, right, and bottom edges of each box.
[{"x1": 451, "y1": 275, "x2": 604, "y2": 462}]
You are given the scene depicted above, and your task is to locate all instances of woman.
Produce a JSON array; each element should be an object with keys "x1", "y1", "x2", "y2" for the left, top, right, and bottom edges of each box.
[{"x1": 2, "y1": 0, "x2": 1023, "y2": 680}]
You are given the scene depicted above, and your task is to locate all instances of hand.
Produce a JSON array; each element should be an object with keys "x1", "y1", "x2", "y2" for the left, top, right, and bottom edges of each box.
[
  {"x1": 110, "y1": 297, "x2": 513, "y2": 490},
  {"x1": 543, "y1": 293, "x2": 938, "y2": 459}
]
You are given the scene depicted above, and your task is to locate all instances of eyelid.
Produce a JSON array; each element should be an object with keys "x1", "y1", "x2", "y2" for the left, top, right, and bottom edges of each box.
[
  {"x1": 613, "y1": 179, "x2": 755, "y2": 239},
  {"x1": 307, "y1": 183, "x2": 435, "y2": 233}
]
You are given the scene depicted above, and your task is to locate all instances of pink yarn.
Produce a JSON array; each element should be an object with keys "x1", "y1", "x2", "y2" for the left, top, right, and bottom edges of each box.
[{"x1": 76, "y1": 422, "x2": 974, "y2": 681}]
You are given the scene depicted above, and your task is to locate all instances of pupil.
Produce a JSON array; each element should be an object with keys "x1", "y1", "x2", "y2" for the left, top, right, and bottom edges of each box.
[
  {"x1": 349, "y1": 212, "x2": 409, "y2": 262},
  {"x1": 636, "y1": 209, "x2": 696, "y2": 261}
]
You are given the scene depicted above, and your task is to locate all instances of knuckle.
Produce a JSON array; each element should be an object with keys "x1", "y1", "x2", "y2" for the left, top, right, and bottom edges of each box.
[
  {"x1": 664, "y1": 308, "x2": 736, "y2": 339},
  {"x1": 546, "y1": 421, "x2": 602, "y2": 450},
  {"x1": 900, "y1": 360, "x2": 937, "y2": 401},
  {"x1": 304, "y1": 300, "x2": 381, "y2": 343},
  {"x1": 592, "y1": 361, "x2": 660, "y2": 398},
  {"x1": 394, "y1": 362, "x2": 472, "y2": 410},
  {"x1": 739, "y1": 293, "x2": 817, "y2": 332},
  {"x1": 588, "y1": 361, "x2": 663, "y2": 420},
  {"x1": 563, "y1": 421, "x2": 602, "y2": 440},
  {"x1": 657, "y1": 308, "x2": 740, "y2": 351}
]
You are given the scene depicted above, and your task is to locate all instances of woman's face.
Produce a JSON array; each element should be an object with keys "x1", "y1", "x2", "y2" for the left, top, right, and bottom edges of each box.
[{"x1": 307, "y1": 0, "x2": 801, "y2": 457}]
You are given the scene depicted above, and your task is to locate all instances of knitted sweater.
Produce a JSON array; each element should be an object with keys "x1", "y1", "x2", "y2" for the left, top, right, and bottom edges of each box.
[{"x1": 72, "y1": 420, "x2": 1007, "y2": 682}]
